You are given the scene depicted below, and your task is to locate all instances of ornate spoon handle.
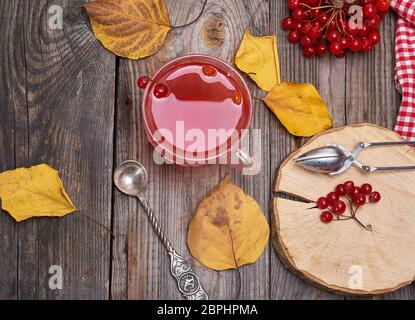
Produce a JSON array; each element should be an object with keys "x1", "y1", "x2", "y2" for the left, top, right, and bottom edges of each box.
[
  {"x1": 137, "y1": 194, "x2": 209, "y2": 300},
  {"x1": 169, "y1": 250, "x2": 209, "y2": 300}
]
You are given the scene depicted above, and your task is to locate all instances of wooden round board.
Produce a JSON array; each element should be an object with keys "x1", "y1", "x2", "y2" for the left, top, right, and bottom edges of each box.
[{"x1": 272, "y1": 123, "x2": 415, "y2": 295}]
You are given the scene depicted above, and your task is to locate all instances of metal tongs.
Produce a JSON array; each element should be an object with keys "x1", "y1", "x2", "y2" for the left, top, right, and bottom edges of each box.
[{"x1": 294, "y1": 141, "x2": 415, "y2": 176}]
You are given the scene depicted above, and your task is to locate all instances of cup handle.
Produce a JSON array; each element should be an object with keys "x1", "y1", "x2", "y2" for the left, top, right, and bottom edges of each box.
[{"x1": 235, "y1": 149, "x2": 260, "y2": 176}]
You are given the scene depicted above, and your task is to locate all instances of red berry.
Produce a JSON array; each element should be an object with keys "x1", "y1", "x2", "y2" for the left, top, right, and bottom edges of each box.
[
  {"x1": 332, "y1": 200, "x2": 347, "y2": 215},
  {"x1": 315, "y1": 43, "x2": 328, "y2": 56},
  {"x1": 327, "y1": 192, "x2": 339, "y2": 205},
  {"x1": 349, "y1": 38, "x2": 362, "y2": 52},
  {"x1": 137, "y1": 76, "x2": 150, "y2": 89},
  {"x1": 319, "y1": 13, "x2": 330, "y2": 25},
  {"x1": 303, "y1": 46, "x2": 316, "y2": 58},
  {"x1": 339, "y1": 37, "x2": 350, "y2": 50},
  {"x1": 292, "y1": 8, "x2": 305, "y2": 20},
  {"x1": 301, "y1": 36, "x2": 313, "y2": 47},
  {"x1": 346, "y1": 24, "x2": 360, "y2": 36},
  {"x1": 288, "y1": 0, "x2": 301, "y2": 10},
  {"x1": 327, "y1": 20, "x2": 337, "y2": 31},
  {"x1": 288, "y1": 30, "x2": 301, "y2": 43},
  {"x1": 360, "y1": 183, "x2": 373, "y2": 195},
  {"x1": 292, "y1": 21, "x2": 303, "y2": 31},
  {"x1": 367, "y1": 15, "x2": 381, "y2": 29},
  {"x1": 330, "y1": 42, "x2": 343, "y2": 55},
  {"x1": 353, "y1": 194, "x2": 367, "y2": 206},
  {"x1": 349, "y1": 186, "x2": 361, "y2": 197},
  {"x1": 282, "y1": 17, "x2": 295, "y2": 30},
  {"x1": 317, "y1": 197, "x2": 329, "y2": 210},
  {"x1": 320, "y1": 211, "x2": 334, "y2": 224},
  {"x1": 232, "y1": 92, "x2": 242, "y2": 105},
  {"x1": 301, "y1": 23, "x2": 313, "y2": 35},
  {"x1": 361, "y1": 38, "x2": 373, "y2": 51},
  {"x1": 363, "y1": 4, "x2": 378, "y2": 19},
  {"x1": 202, "y1": 65, "x2": 217, "y2": 77},
  {"x1": 344, "y1": 181, "x2": 355, "y2": 193},
  {"x1": 311, "y1": 8, "x2": 321, "y2": 18},
  {"x1": 359, "y1": 24, "x2": 370, "y2": 37},
  {"x1": 369, "y1": 30, "x2": 381, "y2": 44},
  {"x1": 327, "y1": 30, "x2": 340, "y2": 43},
  {"x1": 310, "y1": 25, "x2": 323, "y2": 39},
  {"x1": 153, "y1": 83, "x2": 169, "y2": 98},
  {"x1": 375, "y1": 0, "x2": 391, "y2": 12},
  {"x1": 335, "y1": 184, "x2": 347, "y2": 196},
  {"x1": 369, "y1": 191, "x2": 381, "y2": 203}
]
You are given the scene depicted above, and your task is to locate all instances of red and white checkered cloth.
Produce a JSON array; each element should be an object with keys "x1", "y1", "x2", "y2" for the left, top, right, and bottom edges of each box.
[{"x1": 391, "y1": 0, "x2": 415, "y2": 141}]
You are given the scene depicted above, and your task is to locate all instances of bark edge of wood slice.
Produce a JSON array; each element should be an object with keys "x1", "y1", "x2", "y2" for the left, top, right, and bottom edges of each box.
[{"x1": 272, "y1": 123, "x2": 415, "y2": 295}]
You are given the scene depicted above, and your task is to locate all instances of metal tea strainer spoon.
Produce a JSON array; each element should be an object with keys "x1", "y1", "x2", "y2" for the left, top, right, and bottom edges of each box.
[
  {"x1": 114, "y1": 160, "x2": 208, "y2": 300},
  {"x1": 294, "y1": 141, "x2": 415, "y2": 176}
]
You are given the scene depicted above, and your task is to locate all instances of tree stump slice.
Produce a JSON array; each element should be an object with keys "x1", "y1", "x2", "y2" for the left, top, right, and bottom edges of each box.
[{"x1": 272, "y1": 123, "x2": 415, "y2": 295}]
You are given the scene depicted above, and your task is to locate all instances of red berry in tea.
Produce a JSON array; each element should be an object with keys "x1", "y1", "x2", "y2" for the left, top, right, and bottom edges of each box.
[
  {"x1": 202, "y1": 66, "x2": 217, "y2": 77},
  {"x1": 232, "y1": 92, "x2": 242, "y2": 105},
  {"x1": 153, "y1": 83, "x2": 170, "y2": 99}
]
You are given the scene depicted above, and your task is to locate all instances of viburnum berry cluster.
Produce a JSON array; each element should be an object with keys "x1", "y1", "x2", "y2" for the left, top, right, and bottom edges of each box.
[
  {"x1": 316, "y1": 181, "x2": 381, "y2": 231},
  {"x1": 282, "y1": 0, "x2": 391, "y2": 58}
]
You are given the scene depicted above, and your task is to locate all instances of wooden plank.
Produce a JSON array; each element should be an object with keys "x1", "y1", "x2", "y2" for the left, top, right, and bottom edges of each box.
[
  {"x1": 269, "y1": 0, "x2": 346, "y2": 299},
  {"x1": 344, "y1": 13, "x2": 413, "y2": 300},
  {"x1": 111, "y1": 0, "x2": 272, "y2": 300},
  {"x1": 218, "y1": 0, "x2": 270, "y2": 300},
  {"x1": 0, "y1": 0, "x2": 116, "y2": 299},
  {"x1": 0, "y1": 0, "x2": 21, "y2": 300}
]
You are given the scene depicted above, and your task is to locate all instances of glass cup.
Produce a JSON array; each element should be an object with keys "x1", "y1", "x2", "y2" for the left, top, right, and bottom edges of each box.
[{"x1": 141, "y1": 55, "x2": 256, "y2": 170}]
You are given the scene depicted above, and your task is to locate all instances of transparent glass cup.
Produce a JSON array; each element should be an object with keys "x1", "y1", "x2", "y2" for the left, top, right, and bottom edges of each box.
[{"x1": 141, "y1": 55, "x2": 256, "y2": 170}]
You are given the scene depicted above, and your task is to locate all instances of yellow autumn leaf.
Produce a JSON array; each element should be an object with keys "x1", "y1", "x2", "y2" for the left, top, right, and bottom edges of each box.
[
  {"x1": 0, "y1": 164, "x2": 76, "y2": 222},
  {"x1": 235, "y1": 29, "x2": 281, "y2": 91},
  {"x1": 263, "y1": 82, "x2": 333, "y2": 137},
  {"x1": 187, "y1": 176, "x2": 269, "y2": 271},
  {"x1": 84, "y1": 0, "x2": 171, "y2": 60}
]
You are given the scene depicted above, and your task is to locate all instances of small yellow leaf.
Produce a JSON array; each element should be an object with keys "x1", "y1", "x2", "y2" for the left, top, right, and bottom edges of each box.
[
  {"x1": 84, "y1": 0, "x2": 171, "y2": 60},
  {"x1": 235, "y1": 29, "x2": 281, "y2": 91},
  {"x1": 263, "y1": 82, "x2": 333, "y2": 137},
  {"x1": 0, "y1": 164, "x2": 76, "y2": 222},
  {"x1": 187, "y1": 176, "x2": 269, "y2": 271}
]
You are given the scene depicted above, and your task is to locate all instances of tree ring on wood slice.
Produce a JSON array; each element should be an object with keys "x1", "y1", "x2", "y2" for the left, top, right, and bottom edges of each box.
[{"x1": 272, "y1": 123, "x2": 415, "y2": 295}]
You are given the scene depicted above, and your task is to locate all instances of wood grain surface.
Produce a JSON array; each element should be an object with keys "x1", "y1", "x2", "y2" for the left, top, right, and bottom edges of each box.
[{"x1": 0, "y1": 0, "x2": 410, "y2": 300}]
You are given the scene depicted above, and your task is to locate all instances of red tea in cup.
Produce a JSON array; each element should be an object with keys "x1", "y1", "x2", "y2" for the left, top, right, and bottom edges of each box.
[{"x1": 142, "y1": 55, "x2": 252, "y2": 165}]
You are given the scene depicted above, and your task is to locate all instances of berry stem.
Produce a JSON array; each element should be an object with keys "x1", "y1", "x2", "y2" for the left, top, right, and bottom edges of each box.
[{"x1": 300, "y1": 4, "x2": 333, "y2": 10}]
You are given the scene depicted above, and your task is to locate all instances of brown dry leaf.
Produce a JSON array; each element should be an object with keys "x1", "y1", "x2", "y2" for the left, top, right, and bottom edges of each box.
[
  {"x1": 187, "y1": 176, "x2": 269, "y2": 271},
  {"x1": 235, "y1": 29, "x2": 281, "y2": 91},
  {"x1": 0, "y1": 164, "x2": 76, "y2": 222},
  {"x1": 84, "y1": 0, "x2": 171, "y2": 59},
  {"x1": 263, "y1": 82, "x2": 333, "y2": 137}
]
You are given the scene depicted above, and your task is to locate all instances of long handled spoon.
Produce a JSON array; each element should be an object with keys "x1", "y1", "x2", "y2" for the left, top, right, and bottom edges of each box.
[{"x1": 114, "y1": 160, "x2": 208, "y2": 300}]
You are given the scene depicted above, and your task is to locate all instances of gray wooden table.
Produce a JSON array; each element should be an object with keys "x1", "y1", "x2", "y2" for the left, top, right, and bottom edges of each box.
[{"x1": 0, "y1": 0, "x2": 410, "y2": 300}]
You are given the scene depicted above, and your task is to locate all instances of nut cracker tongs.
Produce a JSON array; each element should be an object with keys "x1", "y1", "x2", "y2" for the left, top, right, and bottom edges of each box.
[{"x1": 294, "y1": 141, "x2": 415, "y2": 176}]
